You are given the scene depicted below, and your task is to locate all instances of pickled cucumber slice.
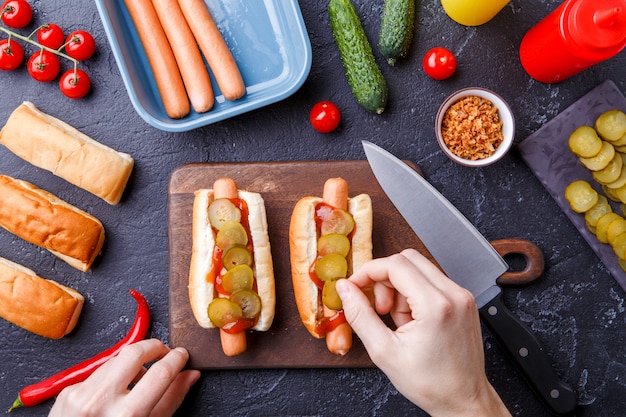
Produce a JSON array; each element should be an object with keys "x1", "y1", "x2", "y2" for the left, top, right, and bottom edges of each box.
[
  {"x1": 216, "y1": 221, "x2": 248, "y2": 250},
  {"x1": 222, "y1": 244, "x2": 253, "y2": 270},
  {"x1": 592, "y1": 152, "x2": 623, "y2": 184},
  {"x1": 315, "y1": 253, "x2": 348, "y2": 281},
  {"x1": 584, "y1": 195, "x2": 612, "y2": 227},
  {"x1": 607, "y1": 217, "x2": 626, "y2": 246},
  {"x1": 222, "y1": 264, "x2": 254, "y2": 294},
  {"x1": 595, "y1": 109, "x2": 626, "y2": 142},
  {"x1": 596, "y1": 213, "x2": 622, "y2": 244},
  {"x1": 208, "y1": 298, "x2": 243, "y2": 328},
  {"x1": 579, "y1": 141, "x2": 615, "y2": 171},
  {"x1": 612, "y1": 232, "x2": 626, "y2": 260},
  {"x1": 318, "y1": 233, "x2": 351, "y2": 257},
  {"x1": 208, "y1": 198, "x2": 241, "y2": 230},
  {"x1": 318, "y1": 207, "x2": 355, "y2": 236},
  {"x1": 565, "y1": 180, "x2": 599, "y2": 213},
  {"x1": 322, "y1": 279, "x2": 344, "y2": 310},
  {"x1": 230, "y1": 289, "x2": 261, "y2": 319},
  {"x1": 568, "y1": 125, "x2": 602, "y2": 157}
]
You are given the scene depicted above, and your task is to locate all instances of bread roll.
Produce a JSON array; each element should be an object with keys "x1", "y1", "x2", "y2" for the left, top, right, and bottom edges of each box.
[
  {"x1": 0, "y1": 101, "x2": 134, "y2": 205},
  {"x1": 0, "y1": 257, "x2": 84, "y2": 339},
  {"x1": 0, "y1": 175, "x2": 105, "y2": 272}
]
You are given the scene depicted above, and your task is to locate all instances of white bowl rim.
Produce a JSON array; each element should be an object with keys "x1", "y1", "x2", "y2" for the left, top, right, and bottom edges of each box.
[{"x1": 435, "y1": 87, "x2": 515, "y2": 167}]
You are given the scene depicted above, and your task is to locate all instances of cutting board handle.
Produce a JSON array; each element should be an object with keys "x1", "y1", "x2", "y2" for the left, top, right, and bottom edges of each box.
[{"x1": 491, "y1": 238, "x2": 544, "y2": 286}]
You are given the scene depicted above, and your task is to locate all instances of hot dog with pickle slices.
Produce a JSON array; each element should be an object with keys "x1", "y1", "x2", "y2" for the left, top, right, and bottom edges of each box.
[
  {"x1": 289, "y1": 177, "x2": 373, "y2": 355},
  {"x1": 189, "y1": 178, "x2": 275, "y2": 357}
]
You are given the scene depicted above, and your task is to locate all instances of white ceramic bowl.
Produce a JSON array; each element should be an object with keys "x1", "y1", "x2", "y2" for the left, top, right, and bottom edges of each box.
[{"x1": 435, "y1": 87, "x2": 515, "y2": 167}]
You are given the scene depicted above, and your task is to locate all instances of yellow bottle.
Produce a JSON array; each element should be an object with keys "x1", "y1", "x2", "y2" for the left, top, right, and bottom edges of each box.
[{"x1": 440, "y1": 0, "x2": 509, "y2": 26}]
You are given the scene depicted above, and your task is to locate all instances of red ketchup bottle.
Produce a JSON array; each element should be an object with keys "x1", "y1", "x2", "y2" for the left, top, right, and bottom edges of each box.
[{"x1": 519, "y1": 0, "x2": 626, "y2": 83}]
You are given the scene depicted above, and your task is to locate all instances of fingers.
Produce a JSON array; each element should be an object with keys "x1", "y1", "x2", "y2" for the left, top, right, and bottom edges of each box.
[
  {"x1": 350, "y1": 250, "x2": 447, "y2": 317},
  {"x1": 335, "y1": 279, "x2": 394, "y2": 361},
  {"x1": 128, "y1": 346, "x2": 192, "y2": 411},
  {"x1": 150, "y1": 369, "x2": 201, "y2": 417},
  {"x1": 100, "y1": 339, "x2": 171, "y2": 391}
]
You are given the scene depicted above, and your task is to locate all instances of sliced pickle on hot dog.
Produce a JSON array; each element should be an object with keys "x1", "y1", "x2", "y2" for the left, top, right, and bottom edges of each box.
[
  {"x1": 208, "y1": 298, "x2": 243, "y2": 328},
  {"x1": 317, "y1": 233, "x2": 351, "y2": 257},
  {"x1": 322, "y1": 279, "x2": 344, "y2": 310},
  {"x1": 315, "y1": 253, "x2": 348, "y2": 281},
  {"x1": 222, "y1": 244, "x2": 253, "y2": 270},
  {"x1": 208, "y1": 198, "x2": 241, "y2": 229},
  {"x1": 216, "y1": 221, "x2": 248, "y2": 249},
  {"x1": 222, "y1": 264, "x2": 254, "y2": 294},
  {"x1": 231, "y1": 289, "x2": 262, "y2": 319},
  {"x1": 316, "y1": 204, "x2": 355, "y2": 236}
]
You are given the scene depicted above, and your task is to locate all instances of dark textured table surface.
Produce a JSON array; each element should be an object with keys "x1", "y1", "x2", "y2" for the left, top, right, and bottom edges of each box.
[{"x1": 1, "y1": 0, "x2": 625, "y2": 416}]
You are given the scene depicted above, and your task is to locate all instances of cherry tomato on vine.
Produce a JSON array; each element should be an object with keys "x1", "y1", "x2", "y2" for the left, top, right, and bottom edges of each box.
[
  {"x1": 38, "y1": 23, "x2": 65, "y2": 50},
  {"x1": 422, "y1": 47, "x2": 457, "y2": 80},
  {"x1": 27, "y1": 50, "x2": 61, "y2": 82},
  {"x1": 310, "y1": 101, "x2": 341, "y2": 133},
  {"x1": 59, "y1": 69, "x2": 91, "y2": 99},
  {"x1": 0, "y1": 38, "x2": 23, "y2": 70},
  {"x1": 64, "y1": 30, "x2": 96, "y2": 61},
  {"x1": 0, "y1": 0, "x2": 32, "y2": 28}
]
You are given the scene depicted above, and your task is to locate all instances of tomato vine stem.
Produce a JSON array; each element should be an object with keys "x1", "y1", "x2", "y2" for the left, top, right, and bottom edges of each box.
[{"x1": 0, "y1": 25, "x2": 77, "y2": 65}]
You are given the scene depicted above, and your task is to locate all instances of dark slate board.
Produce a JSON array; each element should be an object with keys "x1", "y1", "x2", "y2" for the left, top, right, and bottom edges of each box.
[{"x1": 518, "y1": 80, "x2": 626, "y2": 291}]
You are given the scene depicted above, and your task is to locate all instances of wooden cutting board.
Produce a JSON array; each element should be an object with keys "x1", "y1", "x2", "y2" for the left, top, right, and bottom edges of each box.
[{"x1": 167, "y1": 160, "x2": 430, "y2": 369}]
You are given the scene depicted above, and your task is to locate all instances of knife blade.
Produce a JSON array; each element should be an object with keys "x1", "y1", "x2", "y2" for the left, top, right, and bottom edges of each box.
[{"x1": 363, "y1": 141, "x2": 577, "y2": 416}]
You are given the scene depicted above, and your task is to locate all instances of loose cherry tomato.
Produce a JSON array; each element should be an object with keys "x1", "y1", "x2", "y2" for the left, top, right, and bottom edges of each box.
[
  {"x1": 37, "y1": 23, "x2": 65, "y2": 50},
  {"x1": 0, "y1": 38, "x2": 23, "y2": 70},
  {"x1": 310, "y1": 101, "x2": 341, "y2": 133},
  {"x1": 0, "y1": 0, "x2": 32, "y2": 28},
  {"x1": 64, "y1": 30, "x2": 96, "y2": 61},
  {"x1": 422, "y1": 47, "x2": 457, "y2": 80},
  {"x1": 27, "y1": 50, "x2": 60, "y2": 82},
  {"x1": 59, "y1": 69, "x2": 90, "y2": 99}
]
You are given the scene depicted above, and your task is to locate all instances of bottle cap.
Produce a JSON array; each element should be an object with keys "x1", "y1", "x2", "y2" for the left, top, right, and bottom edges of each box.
[{"x1": 568, "y1": 0, "x2": 626, "y2": 50}]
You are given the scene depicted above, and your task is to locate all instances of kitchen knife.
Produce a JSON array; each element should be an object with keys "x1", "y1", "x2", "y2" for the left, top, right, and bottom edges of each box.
[{"x1": 363, "y1": 141, "x2": 577, "y2": 416}]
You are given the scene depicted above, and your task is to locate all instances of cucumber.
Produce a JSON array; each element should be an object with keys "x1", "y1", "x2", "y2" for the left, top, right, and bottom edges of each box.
[
  {"x1": 328, "y1": 0, "x2": 388, "y2": 114},
  {"x1": 378, "y1": 0, "x2": 416, "y2": 66}
]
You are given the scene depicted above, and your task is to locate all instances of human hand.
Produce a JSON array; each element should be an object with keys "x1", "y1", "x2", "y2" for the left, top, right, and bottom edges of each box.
[
  {"x1": 336, "y1": 249, "x2": 512, "y2": 417},
  {"x1": 48, "y1": 338, "x2": 201, "y2": 417}
]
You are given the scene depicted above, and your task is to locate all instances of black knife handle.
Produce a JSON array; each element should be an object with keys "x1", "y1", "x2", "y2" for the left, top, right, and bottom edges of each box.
[{"x1": 478, "y1": 291, "x2": 577, "y2": 416}]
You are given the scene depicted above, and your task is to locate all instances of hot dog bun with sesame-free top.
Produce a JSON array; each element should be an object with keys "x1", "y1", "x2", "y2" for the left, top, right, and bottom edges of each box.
[
  {"x1": 0, "y1": 101, "x2": 134, "y2": 205},
  {"x1": 0, "y1": 175, "x2": 105, "y2": 272},
  {"x1": 0, "y1": 256, "x2": 84, "y2": 339}
]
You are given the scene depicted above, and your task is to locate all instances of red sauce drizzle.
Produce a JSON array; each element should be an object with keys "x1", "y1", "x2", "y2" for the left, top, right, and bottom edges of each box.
[
  {"x1": 222, "y1": 317, "x2": 255, "y2": 334},
  {"x1": 309, "y1": 202, "x2": 353, "y2": 335},
  {"x1": 315, "y1": 310, "x2": 347, "y2": 335}
]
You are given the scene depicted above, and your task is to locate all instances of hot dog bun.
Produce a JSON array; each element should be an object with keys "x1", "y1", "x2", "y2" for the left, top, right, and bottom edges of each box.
[
  {"x1": 0, "y1": 256, "x2": 84, "y2": 339},
  {"x1": 0, "y1": 102, "x2": 134, "y2": 205},
  {"x1": 289, "y1": 184, "x2": 373, "y2": 340},
  {"x1": 0, "y1": 175, "x2": 105, "y2": 272},
  {"x1": 188, "y1": 187, "x2": 275, "y2": 332}
]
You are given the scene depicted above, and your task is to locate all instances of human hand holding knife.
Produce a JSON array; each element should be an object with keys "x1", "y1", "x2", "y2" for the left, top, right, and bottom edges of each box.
[{"x1": 362, "y1": 141, "x2": 576, "y2": 416}]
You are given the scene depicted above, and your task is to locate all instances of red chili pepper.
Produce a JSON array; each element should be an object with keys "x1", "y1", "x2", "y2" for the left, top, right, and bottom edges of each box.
[{"x1": 8, "y1": 289, "x2": 150, "y2": 412}]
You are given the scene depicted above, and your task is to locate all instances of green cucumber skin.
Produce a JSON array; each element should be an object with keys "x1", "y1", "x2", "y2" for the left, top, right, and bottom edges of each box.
[
  {"x1": 329, "y1": 0, "x2": 388, "y2": 114},
  {"x1": 378, "y1": 0, "x2": 416, "y2": 66}
]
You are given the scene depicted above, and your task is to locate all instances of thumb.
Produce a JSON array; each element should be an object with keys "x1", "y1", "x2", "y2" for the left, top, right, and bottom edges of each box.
[{"x1": 336, "y1": 279, "x2": 392, "y2": 352}]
